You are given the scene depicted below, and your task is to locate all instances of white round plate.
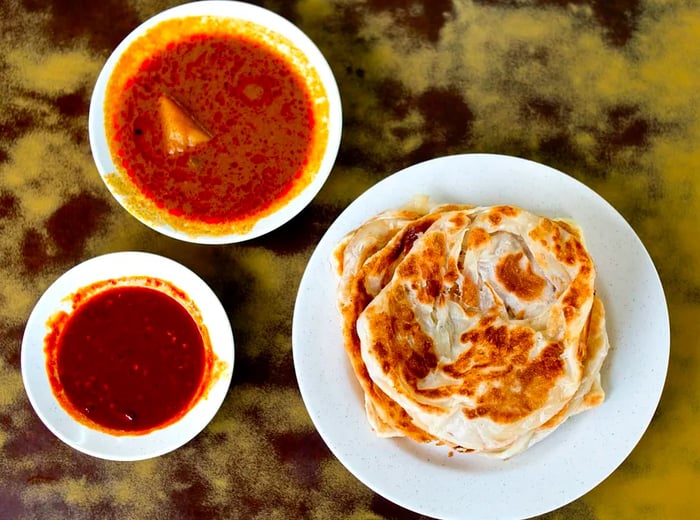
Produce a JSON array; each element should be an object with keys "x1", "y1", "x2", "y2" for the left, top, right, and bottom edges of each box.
[
  {"x1": 88, "y1": 1, "x2": 342, "y2": 244},
  {"x1": 21, "y1": 252, "x2": 235, "y2": 461},
  {"x1": 292, "y1": 154, "x2": 669, "y2": 520}
]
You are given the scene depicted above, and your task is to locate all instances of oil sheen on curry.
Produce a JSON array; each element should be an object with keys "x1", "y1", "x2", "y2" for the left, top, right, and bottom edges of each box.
[
  {"x1": 104, "y1": 16, "x2": 330, "y2": 236},
  {"x1": 44, "y1": 277, "x2": 217, "y2": 435}
]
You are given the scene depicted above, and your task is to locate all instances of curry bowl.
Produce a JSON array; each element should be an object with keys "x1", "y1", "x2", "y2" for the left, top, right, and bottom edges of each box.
[
  {"x1": 21, "y1": 252, "x2": 235, "y2": 461},
  {"x1": 88, "y1": 1, "x2": 342, "y2": 244}
]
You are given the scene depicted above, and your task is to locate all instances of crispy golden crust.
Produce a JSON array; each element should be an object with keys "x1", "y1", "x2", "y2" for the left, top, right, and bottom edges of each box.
[
  {"x1": 334, "y1": 202, "x2": 608, "y2": 457},
  {"x1": 334, "y1": 209, "x2": 441, "y2": 443}
]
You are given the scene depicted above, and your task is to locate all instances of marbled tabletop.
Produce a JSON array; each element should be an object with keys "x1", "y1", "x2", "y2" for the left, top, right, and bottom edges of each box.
[{"x1": 1, "y1": 1, "x2": 698, "y2": 518}]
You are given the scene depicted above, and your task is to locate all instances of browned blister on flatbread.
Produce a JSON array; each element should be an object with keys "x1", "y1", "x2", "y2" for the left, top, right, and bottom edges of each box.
[{"x1": 333, "y1": 201, "x2": 609, "y2": 458}]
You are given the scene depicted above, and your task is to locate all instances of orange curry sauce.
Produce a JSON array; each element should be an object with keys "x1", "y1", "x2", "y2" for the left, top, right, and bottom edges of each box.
[
  {"x1": 104, "y1": 17, "x2": 329, "y2": 235},
  {"x1": 44, "y1": 278, "x2": 216, "y2": 435}
]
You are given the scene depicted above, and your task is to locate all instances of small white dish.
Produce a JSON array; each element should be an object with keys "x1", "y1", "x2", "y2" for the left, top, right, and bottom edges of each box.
[
  {"x1": 88, "y1": 1, "x2": 342, "y2": 244},
  {"x1": 21, "y1": 251, "x2": 235, "y2": 461},
  {"x1": 292, "y1": 153, "x2": 670, "y2": 520}
]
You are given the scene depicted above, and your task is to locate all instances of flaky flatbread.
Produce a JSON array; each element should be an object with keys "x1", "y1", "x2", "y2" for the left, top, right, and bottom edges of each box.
[{"x1": 334, "y1": 201, "x2": 609, "y2": 458}]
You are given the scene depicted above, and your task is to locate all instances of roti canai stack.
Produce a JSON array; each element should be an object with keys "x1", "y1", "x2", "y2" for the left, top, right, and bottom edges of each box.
[{"x1": 333, "y1": 200, "x2": 609, "y2": 458}]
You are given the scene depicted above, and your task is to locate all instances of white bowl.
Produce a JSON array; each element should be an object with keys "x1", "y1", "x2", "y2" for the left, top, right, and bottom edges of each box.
[
  {"x1": 89, "y1": 1, "x2": 342, "y2": 244},
  {"x1": 21, "y1": 252, "x2": 235, "y2": 461}
]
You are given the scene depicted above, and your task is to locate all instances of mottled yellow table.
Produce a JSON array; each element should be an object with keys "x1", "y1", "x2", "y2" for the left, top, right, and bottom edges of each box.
[{"x1": 1, "y1": 1, "x2": 697, "y2": 518}]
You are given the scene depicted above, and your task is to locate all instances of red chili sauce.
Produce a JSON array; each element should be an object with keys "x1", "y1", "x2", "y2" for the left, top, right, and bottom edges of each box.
[
  {"x1": 45, "y1": 283, "x2": 208, "y2": 434},
  {"x1": 107, "y1": 25, "x2": 318, "y2": 228}
]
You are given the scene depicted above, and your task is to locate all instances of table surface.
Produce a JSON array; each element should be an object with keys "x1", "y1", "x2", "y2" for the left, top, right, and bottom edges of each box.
[{"x1": 1, "y1": 1, "x2": 697, "y2": 519}]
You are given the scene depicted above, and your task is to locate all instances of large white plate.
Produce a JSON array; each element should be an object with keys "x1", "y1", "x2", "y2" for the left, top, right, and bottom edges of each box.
[{"x1": 292, "y1": 154, "x2": 669, "y2": 520}]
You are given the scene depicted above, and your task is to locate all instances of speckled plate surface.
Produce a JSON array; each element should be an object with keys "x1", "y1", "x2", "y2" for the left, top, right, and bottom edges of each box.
[{"x1": 292, "y1": 153, "x2": 670, "y2": 520}]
